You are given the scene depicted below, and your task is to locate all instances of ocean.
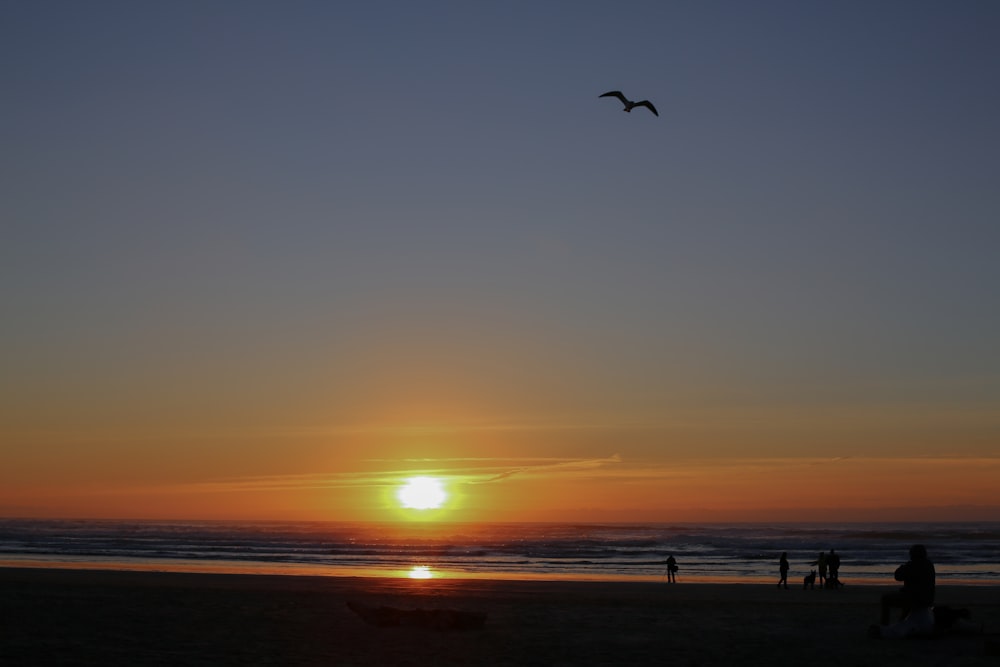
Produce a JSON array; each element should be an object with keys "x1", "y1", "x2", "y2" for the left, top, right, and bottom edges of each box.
[{"x1": 0, "y1": 519, "x2": 996, "y2": 584}]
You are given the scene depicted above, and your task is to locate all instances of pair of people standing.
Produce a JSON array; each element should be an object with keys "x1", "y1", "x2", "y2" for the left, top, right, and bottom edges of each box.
[{"x1": 811, "y1": 549, "x2": 842, "y2": 588}]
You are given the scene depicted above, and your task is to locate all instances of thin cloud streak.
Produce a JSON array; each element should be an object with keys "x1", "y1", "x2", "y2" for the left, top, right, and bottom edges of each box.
[
  {"x1": 2, "y1": 419, "x2": 657, "y2": 445},
  {"x1": 84, "y1": 455, "x2": 1000, "y2": 498},
  {"x1": 473, "y1": 454, "x2": 623, "y2": 484},
  {"x1": 104, "y1": 455, "x2": 626, "y2": 496}
]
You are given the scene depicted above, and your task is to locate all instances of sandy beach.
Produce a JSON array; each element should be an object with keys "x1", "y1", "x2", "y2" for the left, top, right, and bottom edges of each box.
[{"x1": 1, "y1": 567, "x2": 997, "y2": 666}]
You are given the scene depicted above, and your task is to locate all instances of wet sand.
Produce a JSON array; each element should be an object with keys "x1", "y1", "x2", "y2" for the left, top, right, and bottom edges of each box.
[{"x1": 1, "y1": 567, "x2": 997, "y2": 666}]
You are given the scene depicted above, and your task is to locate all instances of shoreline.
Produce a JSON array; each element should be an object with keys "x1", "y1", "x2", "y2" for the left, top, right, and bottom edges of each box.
[
  {"x1": 2, "y1": 566, "x2": 998, "y2": 666},
  {"x1": 2, "y1": 557, "x2": 997, "y2": 586}
]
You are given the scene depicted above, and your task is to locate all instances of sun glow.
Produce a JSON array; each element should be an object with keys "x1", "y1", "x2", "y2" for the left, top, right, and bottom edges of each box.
[
  {"x1": 397, "y1": 476, "x2": 447, "y2": 510},
  {"x1": 407, "y1": 565, "x2": 434, "y2": 579}
]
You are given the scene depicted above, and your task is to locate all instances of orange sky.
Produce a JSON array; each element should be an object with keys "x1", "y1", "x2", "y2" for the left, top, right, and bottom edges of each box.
[
  {"x1": 3, "y1": 416, "x2": 998, "y2": 522},
  {"x1": 2, "y1": 344, "x2": 998, "y2": 522}
]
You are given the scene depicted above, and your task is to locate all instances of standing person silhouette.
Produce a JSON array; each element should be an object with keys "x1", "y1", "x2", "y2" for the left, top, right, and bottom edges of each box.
[
  {"x1": 827, "y1": 548, "x2": 841, "y2": 588},
  {"x1": 810, "y1": 551, "x2": 828, "y2": 588},
  {"x1": 665, "y1": 555, "x2": 678, "y2": 583},
  {"x1": 778, "y1": 552, "x2": 790, "y2": 589}
]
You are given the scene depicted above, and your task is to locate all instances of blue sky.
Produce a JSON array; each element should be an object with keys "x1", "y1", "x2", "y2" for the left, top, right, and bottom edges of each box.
[{"x1": 2, "y1": 1, "x2": 999, "y2": 519}]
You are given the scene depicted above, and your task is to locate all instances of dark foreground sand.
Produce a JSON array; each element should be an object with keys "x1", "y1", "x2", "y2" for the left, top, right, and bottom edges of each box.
[{"x1": 1, "y1": 568, "x2": 997, "y2": 666}]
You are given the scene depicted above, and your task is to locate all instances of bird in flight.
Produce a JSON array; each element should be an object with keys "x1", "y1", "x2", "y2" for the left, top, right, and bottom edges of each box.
[{"x1": 599, "y1": 90, "x2": 658, "y2": 117}]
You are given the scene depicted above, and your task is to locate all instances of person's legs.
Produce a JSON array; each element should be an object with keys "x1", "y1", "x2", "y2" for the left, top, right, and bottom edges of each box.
[
  {"x1": 881, "y1": 591, "x2": 909, "y2": 625},
  {"x1": 880, "y1": 607, "x2": 934, "y2": 639}
]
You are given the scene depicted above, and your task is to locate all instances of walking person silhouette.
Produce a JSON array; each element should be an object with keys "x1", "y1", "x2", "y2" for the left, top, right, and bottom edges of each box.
[{"x1": 778, "y1": 552, "x2": 790, "y2": 589}]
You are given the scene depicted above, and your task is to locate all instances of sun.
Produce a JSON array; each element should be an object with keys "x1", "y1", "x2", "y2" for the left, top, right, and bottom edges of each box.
[{"x1": 397, "y1": 476, "x2": 447, "y2": 510}]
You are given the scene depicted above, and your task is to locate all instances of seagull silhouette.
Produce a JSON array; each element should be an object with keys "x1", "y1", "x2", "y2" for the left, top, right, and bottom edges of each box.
[{"x1": 599, "y1": 90, "x2": 658, "y2": 117}]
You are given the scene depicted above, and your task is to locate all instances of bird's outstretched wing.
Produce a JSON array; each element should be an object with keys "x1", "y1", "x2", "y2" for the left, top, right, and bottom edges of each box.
[
  {"x1": 635, "y1": 100, "x2": 659, "y2": 117},
  {"x1": 599, "y1": 90, "x2": 628, "y2": 104}
]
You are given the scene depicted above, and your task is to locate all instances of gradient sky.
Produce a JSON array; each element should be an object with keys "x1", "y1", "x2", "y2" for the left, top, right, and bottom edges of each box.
[{"x1": 3, "y1": 1, "x2": 999, "y2": 523}]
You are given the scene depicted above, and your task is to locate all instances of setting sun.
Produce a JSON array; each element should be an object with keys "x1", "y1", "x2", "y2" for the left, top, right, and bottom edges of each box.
[
  {"x1": 397, "y1": 477, "x2": 447, "y2": 510},
  {"x1": 407, "y1": 565, "x2": 433, "y2": 579}
]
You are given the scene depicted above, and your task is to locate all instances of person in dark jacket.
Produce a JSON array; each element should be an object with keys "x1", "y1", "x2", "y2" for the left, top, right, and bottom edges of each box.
[
  {"x1": 665, "y1": 555, "x2": 678, "y2": 583},
  {"x1": 778, "y1": 552, "x2": 790, "y2": 589},
  {"x1": 880, "y1": 544, "x2": 935, "y2": 626}
]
